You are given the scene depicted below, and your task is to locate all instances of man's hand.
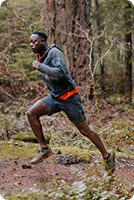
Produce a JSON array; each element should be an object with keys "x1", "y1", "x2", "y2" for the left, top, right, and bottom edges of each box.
[{"x1": 32, "y1": 61, "x2": 40, "y2": 70}]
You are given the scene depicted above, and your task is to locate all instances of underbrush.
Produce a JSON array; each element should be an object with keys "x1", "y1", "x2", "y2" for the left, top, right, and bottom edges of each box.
[
  {"x1": 98, "y1": 118, "x2": 134, "y2": 157},
  {"x1": 43, "y1": 165, "x2": 133, "y2": 200}
]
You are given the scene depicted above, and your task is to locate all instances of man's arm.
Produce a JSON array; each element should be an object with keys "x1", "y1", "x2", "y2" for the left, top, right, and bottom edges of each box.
[{"x1": 32, "y1": 60, "x2": 65, "y2": 78}]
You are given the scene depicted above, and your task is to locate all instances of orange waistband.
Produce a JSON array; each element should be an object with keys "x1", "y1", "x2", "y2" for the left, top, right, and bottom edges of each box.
[{"x1": 57, "y1": 88, "x2": 78, "y2": 100}]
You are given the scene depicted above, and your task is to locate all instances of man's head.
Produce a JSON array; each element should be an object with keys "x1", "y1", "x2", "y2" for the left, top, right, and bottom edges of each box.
[{"x1": 30, "y1": 30, "x2": 48, "y2": 55}]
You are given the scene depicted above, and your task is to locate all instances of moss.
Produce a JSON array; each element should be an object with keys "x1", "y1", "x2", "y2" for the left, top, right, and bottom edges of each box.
[
  {"x1": 53, "y1": 146, "x2": 92, "y2": 163},
  {"x1": 0, "y1": 140, "x2": 38, "y2": 160},
  {"x1": 4, "y1": 193, "x2": 44, "y2": 200},
  {"x1": 13, "y1": 132, "x2": 51, "y2": 144},
  {"x1": 0, "y1": 137, "x2": 92, "y2": 163}
]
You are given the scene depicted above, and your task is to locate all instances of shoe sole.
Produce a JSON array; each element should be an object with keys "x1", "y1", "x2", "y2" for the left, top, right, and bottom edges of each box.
[{"x1": 31, "y1": 150, "x2": 54, "y2": 165}]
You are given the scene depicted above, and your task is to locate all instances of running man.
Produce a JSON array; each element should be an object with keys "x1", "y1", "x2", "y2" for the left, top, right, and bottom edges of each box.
[{"x1": 27, "y1": 30, "x2": 115, "y2": 172}]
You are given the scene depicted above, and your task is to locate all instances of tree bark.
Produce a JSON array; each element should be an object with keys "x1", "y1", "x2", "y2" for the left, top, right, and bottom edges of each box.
[
  {"x1": 95, "y1": 0, "x2": 105, "y2": 92},
  {"x1": 44, "y1": 0, "x2": 92, "y2": 99},
  {"x1": 124, "y1": 4, "x2": 132, "y2": 103},
  {"x1": 132, "y1": 10, "x2": 134, "y2": 104}
]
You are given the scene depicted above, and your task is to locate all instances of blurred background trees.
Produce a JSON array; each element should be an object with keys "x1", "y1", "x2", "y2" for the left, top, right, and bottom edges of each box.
[{"x1": 0, "y1": 0, "x2": 134, "y2": 103}]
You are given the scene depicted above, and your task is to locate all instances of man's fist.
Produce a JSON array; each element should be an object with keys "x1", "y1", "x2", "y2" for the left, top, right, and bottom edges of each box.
[{"x1": 32, "y1": 61, "x2": 40, "y2": 70}]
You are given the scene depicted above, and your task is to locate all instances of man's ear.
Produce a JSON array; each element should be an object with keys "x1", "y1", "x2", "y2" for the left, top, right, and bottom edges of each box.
[{"x1": 41, "y1": 38, "x2": 45, "y2": 44}]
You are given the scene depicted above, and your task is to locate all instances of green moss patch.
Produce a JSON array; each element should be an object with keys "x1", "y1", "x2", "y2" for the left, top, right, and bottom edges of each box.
[
  {"x1": 0, "y1": 132, "x2": 51, "y2": 161},
  {"x1": 53, "y1": 146, "x2": 92, "y2": 163},
  {"x1": 4, "y1": 192, "x2": 44, "y2": 200},
  {"x1": 0, "y1": 139, "x2": 92, "y2": 163},
  {"x1": 0, "y1": 140, "x2": 38, "y2": 160},
  {"x1": 13, "y1": 132, "x2": 51, "y2": 144}
]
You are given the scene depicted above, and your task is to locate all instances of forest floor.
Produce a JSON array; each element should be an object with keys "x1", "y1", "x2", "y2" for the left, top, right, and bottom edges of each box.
[
  {"x1": 0, "y1": 97, "x2": 134, "y2": 199},
  {"x1": 0, "y1": 153, "x2": 134, "y2": 196}
]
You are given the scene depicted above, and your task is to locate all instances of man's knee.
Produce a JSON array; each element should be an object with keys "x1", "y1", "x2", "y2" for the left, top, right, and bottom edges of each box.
[
  {"x1": 75, "y1": 124, "x2": 89, "y2": 137},
  {"x1": 77, "y1": 125, "x2": 94, "y2": 137},
  {"x1": 27, "y1": 108, "x2": 35, "y2": 119},
  {"x1": 80, "y1": 128, "x2": 90, "y2": 137},
  {"x1": 27, "y1": 101, "x2": 51, "y2": 119},
  {"x1": 75, "y1": 121, "x2": 93, "y2": 137}
]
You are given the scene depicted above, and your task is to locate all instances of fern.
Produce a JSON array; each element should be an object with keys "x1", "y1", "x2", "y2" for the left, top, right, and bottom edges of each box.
[{"x1": 43, "y1": 163, "x2": 133, "y2": 200}]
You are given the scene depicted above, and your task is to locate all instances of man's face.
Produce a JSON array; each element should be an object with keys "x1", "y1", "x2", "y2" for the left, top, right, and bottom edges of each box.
[{"x1": 30, "y1": 34, "x2": 44, "y2": 54}]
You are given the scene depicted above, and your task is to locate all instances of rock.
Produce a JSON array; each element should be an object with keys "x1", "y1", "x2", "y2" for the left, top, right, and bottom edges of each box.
[
  {"x1": 57, "y1": 154, "x2": 78, "y2": 165},
  {"x1": 14, "y1": 160, "x2": 18, "y2": 165},
  {"x1": 53, "y1": 149, "x2": 61, "y2": 155},
  {"x1": 51, "y1": 172, "x2": 58, "y2": 176},
  {"x1": 22, "y1": 164, "x2": 32, "y2": 169}
]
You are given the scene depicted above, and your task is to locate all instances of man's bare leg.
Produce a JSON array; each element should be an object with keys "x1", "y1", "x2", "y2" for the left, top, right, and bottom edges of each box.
[
  {"x1": 27, "y1": 100, "x2": 51, "y2": 148},
  {"x1": 74, "y1": 120, "x2": 109, "y2": 159},
  {"x1": 27, "y1": 100, "x2": 54, "y2": 164}
]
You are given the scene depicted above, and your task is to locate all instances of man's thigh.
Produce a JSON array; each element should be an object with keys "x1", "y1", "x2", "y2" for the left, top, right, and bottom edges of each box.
[
  {"x1": 56, "y1": 93, "x2": 86, "y2": 123},
  {"x1": 40, "y1": 95, "x2": 61, "y2": 115},
  {"x1": 28, "y1": 99, "x2": 51, "y2": 118}
]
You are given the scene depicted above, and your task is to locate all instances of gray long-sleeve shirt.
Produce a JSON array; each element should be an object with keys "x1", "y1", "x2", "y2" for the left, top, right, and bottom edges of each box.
[{"x1": 37, "y1": 44, "x2": 76, "y2": 97}]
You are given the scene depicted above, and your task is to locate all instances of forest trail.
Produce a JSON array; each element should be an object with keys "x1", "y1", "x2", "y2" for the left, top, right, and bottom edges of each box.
[{"x1": 0, "y1": 154, "x2": 134, "y2": 196}]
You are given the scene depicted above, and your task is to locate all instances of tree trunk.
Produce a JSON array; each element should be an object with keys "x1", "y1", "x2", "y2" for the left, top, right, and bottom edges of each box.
[
  {"x1": 44, "y1": 0, "x2": 92, "y2": 99},
  {"x1": 95, "y1": 0, "x2": 105, "y2": 92},
  {"x1": 124, "y1": 4, "x2": 132, "y2": 103},
  {"x1": 132, "y1": 10, "x2": 134, "y2": 104}
]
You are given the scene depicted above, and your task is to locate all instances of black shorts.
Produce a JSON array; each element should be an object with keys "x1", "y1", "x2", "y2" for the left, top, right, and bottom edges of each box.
[{"x1": 40, "y1": 93, "x2": 86, "y2": 123}]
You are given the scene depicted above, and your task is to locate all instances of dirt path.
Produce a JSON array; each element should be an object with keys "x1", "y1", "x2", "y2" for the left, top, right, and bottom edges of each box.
[{"x1": 0, "y1": 155, "x2": 134, "y2": 196}]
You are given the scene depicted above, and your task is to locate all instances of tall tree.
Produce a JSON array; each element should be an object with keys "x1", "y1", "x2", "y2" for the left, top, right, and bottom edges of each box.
[
  {"x1": 124, "y1": 3, "x2": 133, "y2": 103},
  {"x1": 132, "y1": 24, "x2": 134, "y2": 104},
  {"x1": 94, "y1": 0, "x2": 105, "y2": 92},
  {"x1": 44, "y1": 0, "x2": 92, "y2": 99}
]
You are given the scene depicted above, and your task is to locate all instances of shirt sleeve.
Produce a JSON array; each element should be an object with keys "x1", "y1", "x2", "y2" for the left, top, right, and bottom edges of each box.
[
  {"x1": 38, "y1": 63, "x2": 64, "y2": 77},
  {"x1": 37, "y1": 52, "x2": 66, "y2": 78}
]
